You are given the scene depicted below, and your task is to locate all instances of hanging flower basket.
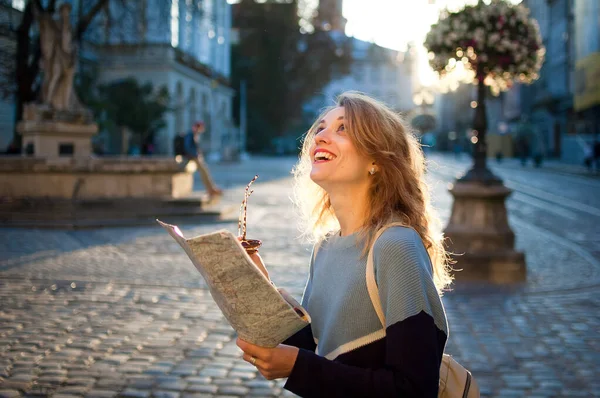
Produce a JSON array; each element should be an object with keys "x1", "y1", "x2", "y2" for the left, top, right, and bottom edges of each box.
[{"x1": 424, "y1": 0, "x2": 545, "y2": 95}]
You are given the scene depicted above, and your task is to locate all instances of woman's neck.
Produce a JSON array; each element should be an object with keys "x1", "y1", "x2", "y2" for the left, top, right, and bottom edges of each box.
[{"x1": 328, "y1": 183, "x2": 370, "y2": 237}]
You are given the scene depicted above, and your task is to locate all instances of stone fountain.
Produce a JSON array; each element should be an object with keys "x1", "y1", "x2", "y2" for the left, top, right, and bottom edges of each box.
[{"x1": 0, "y1": 4, "x2": 224, "y2": 228}]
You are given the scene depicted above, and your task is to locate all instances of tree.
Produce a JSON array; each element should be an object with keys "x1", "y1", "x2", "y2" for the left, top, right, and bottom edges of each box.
[
  {"x1": 231, "y1": 0, "x2": 352, "y2": 153},
  {"x1": 424, "y1": 0, "x2": 544, "y2": 181},
  {"x1": 84, "y1": 78, "x2": 170, "y2": 154},
  {"x1": 0, "y1": 0, "x2": 110, "y2": 151}
]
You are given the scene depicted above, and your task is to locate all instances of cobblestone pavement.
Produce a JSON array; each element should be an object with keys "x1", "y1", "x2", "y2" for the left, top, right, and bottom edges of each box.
[{"x1": 1, "y1": 155, "x2": 599, "y2": 398}]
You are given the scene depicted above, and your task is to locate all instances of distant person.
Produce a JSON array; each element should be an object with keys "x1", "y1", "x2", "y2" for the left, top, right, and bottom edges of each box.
[
  {"x1": 184, "y1": 121, "x2": 223, "y2": 200},
  {"x1": 583, "y1": 142, "x2": 593, "y2": 171},
  {"x1": 518, "y1": 138, "x2": 530, "y2": 167},
  {"x1": 516, "y1": 117, "x2": 533, "y2": 166}
]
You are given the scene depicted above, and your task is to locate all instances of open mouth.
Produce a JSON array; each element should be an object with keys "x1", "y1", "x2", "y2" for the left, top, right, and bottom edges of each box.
[{"x1": 313, "y1": 151, "x2": 337, "y2": 163}]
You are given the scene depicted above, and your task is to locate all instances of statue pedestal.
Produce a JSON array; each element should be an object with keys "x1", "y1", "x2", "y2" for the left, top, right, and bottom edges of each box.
[
  {"x1": 18, "y1": 120, "x2": 98, "y2": 157},
  {"x1": 444, "y1": 181, "x2": 526, "y2": 283},
  {"x1": 17, "y1": 104, "x2": 98, "y2": 157}
]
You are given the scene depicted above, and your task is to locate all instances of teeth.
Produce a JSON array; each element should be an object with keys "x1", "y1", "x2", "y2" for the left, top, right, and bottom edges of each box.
[{"x1": 315, "y1": 152, "x2": 335, "y2": 161}]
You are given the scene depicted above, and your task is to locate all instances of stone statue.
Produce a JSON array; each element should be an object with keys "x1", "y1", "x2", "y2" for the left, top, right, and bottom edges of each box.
[{"x1": 33, "y1": 3, "x2": 82, "y2": 112}]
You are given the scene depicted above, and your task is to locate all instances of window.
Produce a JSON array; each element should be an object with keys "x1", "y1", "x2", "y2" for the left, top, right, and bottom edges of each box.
[
  {"x1": 59, "y1": 143, "x2": 74, "y2": 156},
  {"x1": 12, "y1": 0, "x2": 25, "y2": 11},
  {"x1": 171, "y1": 0, "x2": 179, "y2": 47}
]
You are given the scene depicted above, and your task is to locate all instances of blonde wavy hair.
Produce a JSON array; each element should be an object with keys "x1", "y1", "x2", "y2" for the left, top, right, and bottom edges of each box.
[{"x1": 292, "y1": 92, "x2": 453, "y2": 293}]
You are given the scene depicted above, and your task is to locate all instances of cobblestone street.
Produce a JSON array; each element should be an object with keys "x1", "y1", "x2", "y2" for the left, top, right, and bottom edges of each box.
[{"x1": 1, "y1": 155, "x2": 599, "y2": 398}]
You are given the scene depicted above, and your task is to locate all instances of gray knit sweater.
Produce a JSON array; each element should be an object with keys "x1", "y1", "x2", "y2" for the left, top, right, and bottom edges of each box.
[{"x1": 283, "y1": 226, "x2": 449, "y2": 397}]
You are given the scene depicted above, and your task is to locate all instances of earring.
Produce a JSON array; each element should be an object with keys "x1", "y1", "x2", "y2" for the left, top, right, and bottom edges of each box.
[{"x1": 369, "y1": 167, "x2": 376, "y2": 175}]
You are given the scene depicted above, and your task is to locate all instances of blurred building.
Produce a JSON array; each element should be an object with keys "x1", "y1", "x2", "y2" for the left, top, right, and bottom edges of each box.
[
  {"x1": 303, "y1": 0, "x2": 413, "y2": 115},
  {"x1": 569, "y1": 0, "x2": 600, "y2": 163},
  {"x1": 314, "y1": 0, "x2": 346, "y2": 32},
  {"x1": 1, "y1": 0, "x2": 237, "y2": 159},
  {"x1": 0, "y1": 2, "x2": 21, "y2": 153},
  {"x1": 519, "y1": 0, "x2": 575, "y2": 160},
  {"x1": 509, "y1": 0, "x2": 600, "y2": 164},
  {"x1": 305, "y1": 38, "x2": 414, "y2": 115},
  {"x1": 88, "y1": 0, "x2": 236, "y2": 159}
]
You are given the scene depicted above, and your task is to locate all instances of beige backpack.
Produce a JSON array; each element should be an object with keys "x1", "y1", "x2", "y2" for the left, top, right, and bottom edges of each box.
[{"x1": 365, "y1": 223, "x2": 480, "y2": 398}]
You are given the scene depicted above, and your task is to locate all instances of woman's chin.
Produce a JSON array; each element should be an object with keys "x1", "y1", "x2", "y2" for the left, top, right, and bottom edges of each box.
[{"x1": 309, "y1": 169, "x2": 326, "y2": 184}]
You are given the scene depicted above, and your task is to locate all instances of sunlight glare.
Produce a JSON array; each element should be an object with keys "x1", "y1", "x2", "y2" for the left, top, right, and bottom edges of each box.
[{"x1": 343, "y1": 0, "x2": 523, "y2": 87}]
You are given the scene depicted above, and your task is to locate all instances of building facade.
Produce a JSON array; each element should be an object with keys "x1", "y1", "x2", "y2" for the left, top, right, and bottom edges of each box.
[
  {"x1": 569, "y1": 0, "x2": 600, "y2": 163},
  {"x1": 314, "y1": 0, "x2": 346, "y2": 32},
  {"x1": 306, "y1": 37, "x2": 414, "y2": 115},
  {"x1": 0, "y1": 2, "x2": 21, "y2": 153},
  {"x1": 519, "y1": 0, "x2": 575, "y2": 160},
  {"x1": 512, "y1": 0, "x2": 600, "y2": 164},
  {"x1": 89, "y1": 0, "x2": 236, "y2": 159},
  {"x1": 2, "y1": 0, "x2": 237, "y2": 160}
]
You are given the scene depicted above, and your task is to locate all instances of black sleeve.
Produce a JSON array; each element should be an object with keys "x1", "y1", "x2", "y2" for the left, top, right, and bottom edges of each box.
[
  {"x1": 282, "y1": 324, "x2": 317, "y2": 352},
  {"x1": 284, "y1": 311, "x2": 443, "y2": 398}
]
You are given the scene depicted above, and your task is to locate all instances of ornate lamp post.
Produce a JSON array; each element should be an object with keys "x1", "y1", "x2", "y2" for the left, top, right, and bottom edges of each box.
[{"x1": 424, "y1": 0, "x2": 545, "y2": 282}]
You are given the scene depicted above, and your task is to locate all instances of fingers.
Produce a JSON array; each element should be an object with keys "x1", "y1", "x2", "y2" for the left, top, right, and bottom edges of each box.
[
  {"x1": 243, "y1": 353, "x2": 262, "y2": 367},
  {"x1": 237, "y1": 338, "x2": 275, "y2": 364},
  {"x1": 247, "y1": 254, "x2": 269, "y2": 279},
  {"x1": 236, "y1": 337, "x2": 256, "y2": 354},
  {"x1": 236, "y1": 338, "x2": 267, "y2": 358},
  {"x1": 242, "y1": 353, "x2": 278, "y2": 380},
  {"x1": 237, "y1": 339, "x2": 294, "y2": 381}
]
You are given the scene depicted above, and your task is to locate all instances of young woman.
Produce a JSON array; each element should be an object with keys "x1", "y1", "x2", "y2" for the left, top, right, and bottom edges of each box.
[{"x1": 237, "y1": 92, "x2": 452, "y2": 397}]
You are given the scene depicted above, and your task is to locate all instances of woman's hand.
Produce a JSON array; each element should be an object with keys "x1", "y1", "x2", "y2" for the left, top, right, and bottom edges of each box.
[
  {"x1": 238, "y1": 238, "x2": 269, "y2": 280},
  {"x1": 249, "y1": 251, "x2": 269, "y2": 280},
  {"x1": 237, "y1": 338, "x2": 299, "y2": 380}
]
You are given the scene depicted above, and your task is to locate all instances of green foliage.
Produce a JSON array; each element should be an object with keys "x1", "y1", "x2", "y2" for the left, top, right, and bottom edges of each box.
[
  {"x1": 98, "y1": 79, "x2": 170, "y2": 139},
  {"x1": 78, "y1": 73, "x2": 170, "y2": 153},
  {"x1": 231, "y1": 0, "x2": 352, "y2": 153}
]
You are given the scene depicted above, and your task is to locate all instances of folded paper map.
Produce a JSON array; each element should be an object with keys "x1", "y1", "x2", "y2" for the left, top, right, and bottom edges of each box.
[{"x1": 157, "y1": 220, "x2": 310, "y2": 347}]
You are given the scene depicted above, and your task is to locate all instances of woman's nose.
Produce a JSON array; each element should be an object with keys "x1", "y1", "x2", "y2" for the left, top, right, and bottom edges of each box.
[{"x1": 314, "y1": 129, "x2": 329, "y2": 144}]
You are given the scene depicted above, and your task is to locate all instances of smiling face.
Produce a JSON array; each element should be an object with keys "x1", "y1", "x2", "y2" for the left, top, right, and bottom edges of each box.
[{"x1": 309, "y1": 107, "x2": 373, "y2": 191}]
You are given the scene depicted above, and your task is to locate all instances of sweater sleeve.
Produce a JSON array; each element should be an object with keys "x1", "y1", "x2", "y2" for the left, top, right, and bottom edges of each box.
[{"x1": 283, "y1": 229, "x2": 446, "y2": 398}]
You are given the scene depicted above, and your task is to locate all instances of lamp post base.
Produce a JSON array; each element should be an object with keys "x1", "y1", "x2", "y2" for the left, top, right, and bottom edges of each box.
[{"x1": 444, "y1": 180, "x2": 526, "y2": 283}]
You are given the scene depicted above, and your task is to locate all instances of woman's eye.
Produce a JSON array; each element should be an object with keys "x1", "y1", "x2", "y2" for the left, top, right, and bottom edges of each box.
[
  {"x1": 316, "y1": 127, "x2": 325, "y2": 133},
  {"x1": 337, "y1": 124, "x2": 345, "y2": 132}
]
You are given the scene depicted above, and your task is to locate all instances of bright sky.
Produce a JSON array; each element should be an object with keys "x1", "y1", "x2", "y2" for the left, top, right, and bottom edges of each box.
[
  {"x1": 343, "y1": 0, "x2": 522, "y2": 51},
  {"x1": 343, "y1": 0, "x2": 522, "y2": 86}
]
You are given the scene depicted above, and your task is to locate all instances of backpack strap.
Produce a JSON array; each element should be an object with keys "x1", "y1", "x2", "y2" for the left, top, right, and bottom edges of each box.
[{"x1": 366, "y1": 222, "x2": 410, "y2": 328}]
